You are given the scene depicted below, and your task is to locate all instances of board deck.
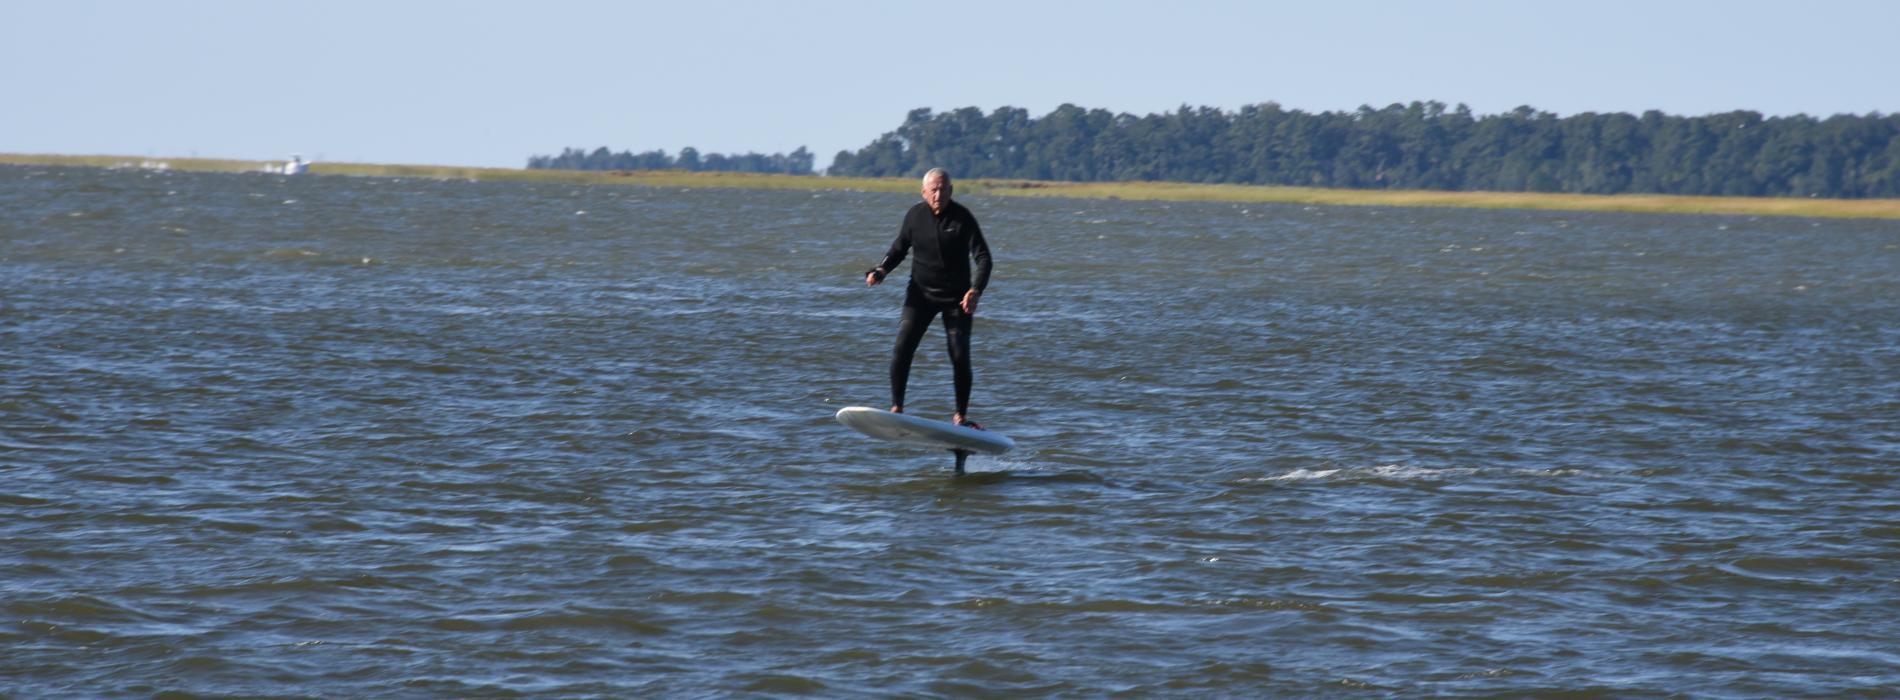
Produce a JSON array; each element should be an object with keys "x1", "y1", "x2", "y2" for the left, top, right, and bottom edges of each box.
[{"x1": 835, "y1": 406, "x2": 1015, "y2": 455}]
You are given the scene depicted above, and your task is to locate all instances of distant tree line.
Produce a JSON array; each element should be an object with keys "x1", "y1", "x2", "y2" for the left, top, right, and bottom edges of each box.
[
  {"x1": 828, "y1": 103, "x2": 1900, "y2": 198},
  {"x1": 528, "y1": 146, "x2": 815, "y2": 175}
]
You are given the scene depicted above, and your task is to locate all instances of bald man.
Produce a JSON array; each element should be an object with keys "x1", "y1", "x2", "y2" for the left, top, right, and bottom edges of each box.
[{"x1": 865, "y1": 168, "x2": 993, "y2": 429}]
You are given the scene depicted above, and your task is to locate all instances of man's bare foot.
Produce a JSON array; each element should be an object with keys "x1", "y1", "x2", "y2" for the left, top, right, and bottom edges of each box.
[
  {"x1": 890, "y1": 406, "x2": 902, "y2": 414},
  {"x1": 954, "y1": 413, "x2": 982, "y2": 430}
]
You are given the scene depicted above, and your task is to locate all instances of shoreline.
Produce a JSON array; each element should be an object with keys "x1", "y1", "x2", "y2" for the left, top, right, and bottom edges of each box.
[{"x1": 6, "y1": 152, "x2": 1899, "y2": 220}]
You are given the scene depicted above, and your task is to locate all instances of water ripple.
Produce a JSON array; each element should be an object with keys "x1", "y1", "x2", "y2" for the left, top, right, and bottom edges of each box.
[{"x1": 3, "y1": 166, "x2": 1897, "y2": 696}]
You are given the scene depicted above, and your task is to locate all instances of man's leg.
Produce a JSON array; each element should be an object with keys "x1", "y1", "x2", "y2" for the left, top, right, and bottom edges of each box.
[
  {"x1": 889, "y1": 302, "x2": 935, "y2": 412},
  {"x1": 943, "y1": 305, "x2": 974, "y2": 422}
]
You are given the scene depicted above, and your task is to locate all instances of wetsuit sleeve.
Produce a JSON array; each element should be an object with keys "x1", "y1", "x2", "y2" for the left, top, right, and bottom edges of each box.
[
  {"x1": 875, "y1": 216, "x2": 911, "y2": 277},
  {"x1": 969, "y1": 216, "x2": 992, "y2": 293}
]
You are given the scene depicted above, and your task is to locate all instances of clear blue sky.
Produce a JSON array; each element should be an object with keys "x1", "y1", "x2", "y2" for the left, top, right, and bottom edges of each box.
[{"x1": 4, "y1": 0, "x2": 1895, "y2": 170}]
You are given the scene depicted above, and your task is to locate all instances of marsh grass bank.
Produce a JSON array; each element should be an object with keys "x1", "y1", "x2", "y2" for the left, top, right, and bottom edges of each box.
[{"x1": 7, "y1": 152, "x2": 1898, "y2": 220}]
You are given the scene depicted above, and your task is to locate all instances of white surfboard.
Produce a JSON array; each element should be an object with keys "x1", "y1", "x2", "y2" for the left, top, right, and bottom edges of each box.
[{"x1": 835, "y1": 406, "x2": 1014, "y2": 455}]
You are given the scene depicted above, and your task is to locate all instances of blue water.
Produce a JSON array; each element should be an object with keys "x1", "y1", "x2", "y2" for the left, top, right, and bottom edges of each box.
[{"x1": 3, "y1": 165, "x2": 1898, "y2": 696}]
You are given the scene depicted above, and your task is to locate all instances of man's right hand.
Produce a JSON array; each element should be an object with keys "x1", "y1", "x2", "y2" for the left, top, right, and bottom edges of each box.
[{"x1": 866, "y1": 272, "x2": 881, "y2": 287}]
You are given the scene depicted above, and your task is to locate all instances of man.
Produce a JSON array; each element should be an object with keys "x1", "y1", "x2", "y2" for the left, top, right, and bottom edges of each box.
[{"x1": 865, "y1": 168, "x2": 993, "y2": 429}]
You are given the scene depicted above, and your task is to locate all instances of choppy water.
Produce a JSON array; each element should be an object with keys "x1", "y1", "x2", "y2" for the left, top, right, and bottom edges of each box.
[{"x1": 3, "y1": 165, "x2": 1898, "y2": 697}]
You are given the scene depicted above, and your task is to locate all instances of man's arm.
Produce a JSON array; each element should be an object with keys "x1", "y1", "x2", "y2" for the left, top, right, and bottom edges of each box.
[
  {"x1": 962, "y1": 216, "x2": 991, "y2": 314},
  {"x1": 968, "y1": 218, "x2": 992, "y2": 294},
  {"x1": 867, "y1": 214, "x2": 913, "y2": 286}
]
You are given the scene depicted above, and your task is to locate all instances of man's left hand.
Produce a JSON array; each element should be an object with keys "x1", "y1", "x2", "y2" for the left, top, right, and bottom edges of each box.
[{"x1": 960, "y1": 289, "x2": 981, "y2": 315}]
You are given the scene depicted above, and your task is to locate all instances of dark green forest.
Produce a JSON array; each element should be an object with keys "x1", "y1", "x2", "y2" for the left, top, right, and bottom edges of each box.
[
  {"x1": 830, "y1": 103, "x2": 1900, "y2": 199},
  {"x1": 527, "y1": 146, "x2": 815, "y2": 175}
]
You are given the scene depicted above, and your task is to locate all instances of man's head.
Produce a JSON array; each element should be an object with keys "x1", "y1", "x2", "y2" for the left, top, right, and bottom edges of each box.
[{"x1": 921, "y1": 168, "x2": 952, "y2": 214}]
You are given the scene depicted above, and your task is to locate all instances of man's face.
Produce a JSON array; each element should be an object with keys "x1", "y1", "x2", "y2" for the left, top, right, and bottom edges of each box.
[{"x1": 922, "y1": 175, "x2": 951, "y2": 213}]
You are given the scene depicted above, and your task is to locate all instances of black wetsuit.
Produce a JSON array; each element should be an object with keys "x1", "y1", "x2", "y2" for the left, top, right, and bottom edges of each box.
[{"x1": 870, "y1": 200, "x2": 992, "y2": 415}]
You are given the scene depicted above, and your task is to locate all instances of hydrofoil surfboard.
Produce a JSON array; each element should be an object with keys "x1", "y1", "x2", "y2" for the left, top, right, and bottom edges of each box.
[{"x1": 835, "y1": 406, "x2": 1013, "y2": 474}]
